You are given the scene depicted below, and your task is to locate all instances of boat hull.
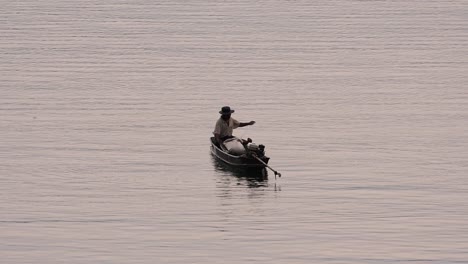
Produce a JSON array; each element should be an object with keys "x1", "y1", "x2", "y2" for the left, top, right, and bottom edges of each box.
[{"x1": 210, "y1": 137, "x2": 269, "y2": 168}]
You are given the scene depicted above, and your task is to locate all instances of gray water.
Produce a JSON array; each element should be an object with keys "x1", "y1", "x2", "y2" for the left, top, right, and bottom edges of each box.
[{"x1": 1, "y1": 1, "x2": 468, "y2": 263}]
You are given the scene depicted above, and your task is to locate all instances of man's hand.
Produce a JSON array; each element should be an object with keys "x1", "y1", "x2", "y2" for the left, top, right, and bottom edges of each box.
[{"x1": 239, "y1": 121, "x2": 256, "y2": 127}]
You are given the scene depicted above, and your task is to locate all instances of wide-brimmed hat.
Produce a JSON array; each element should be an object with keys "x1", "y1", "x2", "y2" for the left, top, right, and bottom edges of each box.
[{"x1": 219, "y1": 106, "x2": 235, "y2": 115}]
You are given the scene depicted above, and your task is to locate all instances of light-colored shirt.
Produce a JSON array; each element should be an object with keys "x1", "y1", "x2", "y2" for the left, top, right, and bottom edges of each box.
[{"x1": 213, "y1": 117, "x2": 240, "y2": 138}]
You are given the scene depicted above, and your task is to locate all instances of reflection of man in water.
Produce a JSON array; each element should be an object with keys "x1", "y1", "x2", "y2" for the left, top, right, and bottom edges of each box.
[{"x1": 213, "y1": 106, "x2": 255, "y2": 145}]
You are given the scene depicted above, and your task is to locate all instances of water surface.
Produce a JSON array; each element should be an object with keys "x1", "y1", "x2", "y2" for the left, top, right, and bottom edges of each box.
[{"x1": 1, "y1": 1, "x2": 467, "y2": 263}]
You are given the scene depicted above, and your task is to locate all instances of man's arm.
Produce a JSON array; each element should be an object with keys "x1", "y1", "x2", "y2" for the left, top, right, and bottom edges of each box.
[
  {"x1": 239, "y1": 121, "x2": 255, "y2": 127},
  {"x1": 213, "y1": 119, "x2": 223, "y2": 144},
  {"x1": 214, "y1": 133, "x2": 222, "y2": 144}
]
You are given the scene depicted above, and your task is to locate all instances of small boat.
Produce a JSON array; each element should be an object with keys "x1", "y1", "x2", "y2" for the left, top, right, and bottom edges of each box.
[{"x1": 210, "y1": 136, "x2": 270, "y2": 168}]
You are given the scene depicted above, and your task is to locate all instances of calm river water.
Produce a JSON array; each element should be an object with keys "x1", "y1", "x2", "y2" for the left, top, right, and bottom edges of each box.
[{"x1": 1, "y1": 1, "x2": 467, "y2": 263}]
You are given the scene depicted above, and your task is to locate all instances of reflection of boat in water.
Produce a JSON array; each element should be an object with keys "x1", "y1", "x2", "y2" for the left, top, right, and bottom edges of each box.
[{"x1": 210, "y1": 153, "x2": 268, "y2": 182}]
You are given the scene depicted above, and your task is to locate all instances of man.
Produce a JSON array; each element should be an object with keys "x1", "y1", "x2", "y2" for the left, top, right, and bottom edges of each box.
[{"x1": 213, "y1": 106, "x2": 255, "y2": 145}]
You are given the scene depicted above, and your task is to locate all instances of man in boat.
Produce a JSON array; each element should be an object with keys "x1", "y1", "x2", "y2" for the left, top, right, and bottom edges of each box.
[{"x1": 213, "y1": 106, "x2": 255, "y2": 146}]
